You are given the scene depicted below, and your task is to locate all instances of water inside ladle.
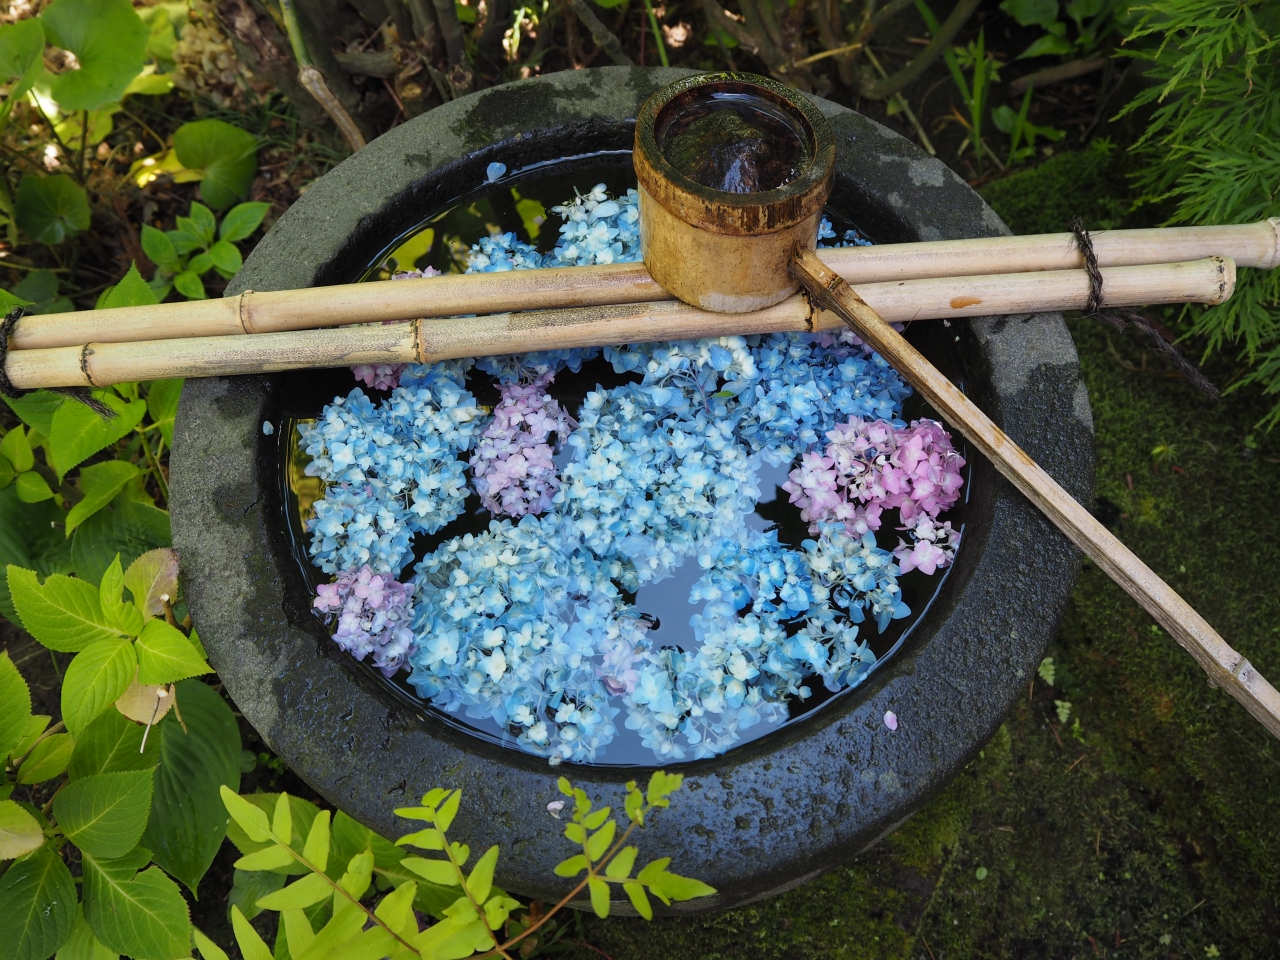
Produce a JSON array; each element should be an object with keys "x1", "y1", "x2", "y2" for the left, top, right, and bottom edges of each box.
[{"x1": 656, "y1": 90, "x2": 812, "y2": 193}]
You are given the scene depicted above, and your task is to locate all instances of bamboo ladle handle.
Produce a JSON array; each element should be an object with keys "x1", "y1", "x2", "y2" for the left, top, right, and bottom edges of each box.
[{"x1": 788, "y1": 246, "x2": 1280, "y2": 740}]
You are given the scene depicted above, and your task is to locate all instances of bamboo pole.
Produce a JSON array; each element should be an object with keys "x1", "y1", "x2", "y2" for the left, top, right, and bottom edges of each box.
[
  {"x1": 4, "y1": 258, "x2": 1234, "y2": 390},
  {"x1": 788, "y1": 246, "x2": 1280, "y2": 740},
  {"x1": 8, "y1": 219, "x2": 1275, "y2": 351}
]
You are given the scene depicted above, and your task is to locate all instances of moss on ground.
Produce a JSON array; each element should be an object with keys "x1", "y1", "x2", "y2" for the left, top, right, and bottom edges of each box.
[{"x1": 569, "y1": 154, "x2": 1280, "y2": 959}]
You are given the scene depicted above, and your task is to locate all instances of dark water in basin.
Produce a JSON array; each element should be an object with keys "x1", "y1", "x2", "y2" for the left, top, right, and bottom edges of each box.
[{"x1": 277, "y1": 153, "x2": 971, "y2": 766}]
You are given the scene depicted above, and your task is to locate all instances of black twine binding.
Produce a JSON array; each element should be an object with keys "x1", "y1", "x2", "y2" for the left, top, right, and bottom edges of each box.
[
  {"x1": 1069, "y1": 217, "x2": 1220, "y2": 399},
  {"x1": 1, "y1": 306, "x2": 116, "y2": 419}
]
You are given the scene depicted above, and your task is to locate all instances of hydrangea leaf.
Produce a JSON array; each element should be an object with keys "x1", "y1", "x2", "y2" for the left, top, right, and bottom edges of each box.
[
  {"x1": 7, "y1": 566, "x2": 122, "y2": 652},
  {"x1": 98, "y1": 554, "x2": 143, "y2": 638},
  {"x1": 14, "y1": 174, "x2": 91, "y2": 245},
  {"x1": 4, "y1": 390, "x2": 65, "y2": 437},
  {"x1": 172, "y1": 120, "x2": 258, "y2": 211},
  {"x1": 0, "y1": 425, "x2": 34, "y2": 473},
  {"x1": 14, "y1": 470, "x2": 54, "y2": 503},
  {"x1": 227, "y1": 868, "x2": 285, "y2": 922},
  {"x1": 48, "y1": 392, "x2": 146, "y2": 481},
  {"x1": 0, "y1": 650, "x2": 33, "y2": 760},
  {"x1": 66, "y1": 461, "x2": 142, "y2": 537},
  {"x1": 99, "y1": 263, "x2": 159, "y2": 310},
  {"x1": 134, "y1": 619, "x2": 212, "y2": 685},
  {"x1": 122, "y1": 547, "x2": 178, "y2": 619},
  {"x1": 61, "y1": 638, "x2": 137, "y2": 736},
  {"x1": 0, "y1": 799, "x2": 44, "y2": 859},
  {"x1": 68, "y1": 708, "x2": 161, "y2": 780},
  {"x1": 143, "y1": 380, "x2": 183, "y2": 449},
  {"x1": 0, "y1": 843, "x2": 77, "y2": 960},
  {"x1": 70, "y1": 494, "x2": 171, "y2": 588},
  {"x1": 0, "y1": 489, "x2": 73, "y2": 624},
  {"x1": 54, "y1": 769, "x2": 154, "y2": 858},
  {"x1": 218, "y1": 202, "x2": 270, "y2": 243},
  {"x1": 16, "y1": 732, "x2": 74, "y2": 784},
  {"x1": 40, "y1": 0, "x2": 148, "y2": 112},
  {"x1": 142, "y1": 680, "x2": 240, "y2": 891},
  {"x1": 56, "y1": 906, "x2": 118, "y2": 960},
  {"x1": 82, "y1": 851, "x2": 190, "y2": 960}
]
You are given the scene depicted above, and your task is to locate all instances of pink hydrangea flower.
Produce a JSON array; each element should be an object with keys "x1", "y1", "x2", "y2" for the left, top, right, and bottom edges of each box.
[
  {"x1": 313, "y1": 565, "x2": 415, "y2": 676},
  {"x1": 782, "y1": 415, "x2": 965, "y2": 575},
  {"x1": 351, "y1": 266, "x2": 443, "y2": 390},
  {"x1": 469, "y1": 371, "x2": 576, "y2": 517}
]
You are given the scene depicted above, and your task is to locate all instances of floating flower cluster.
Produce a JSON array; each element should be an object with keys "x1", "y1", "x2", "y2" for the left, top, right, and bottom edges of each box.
[
  {"x1": 783, "y1": 416, "x2": 966, "y2": 576},
  {"x1": 313, "y1": 566, "x2": 415, "y2": 676},
  {"x1": 469, "y1": 372, "x2": 576, "y2": 517},
  {"x1": 301, "y1": 185, "x2": 965, "y2": 763}
]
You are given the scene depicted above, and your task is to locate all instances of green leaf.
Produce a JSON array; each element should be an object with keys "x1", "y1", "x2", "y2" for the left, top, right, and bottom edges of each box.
[
  {"x1": 61, "y1": 638, "x2": 137, "y2": 735},
  {"x1": 82, "y1": 849, "x2": 190, "y2": 960},
  {"x1": 401, "y1": 856, "x2": 458, "y2": 886},
  {"x1": 234, "y1": 845, "x2": 295, "y2": 872},
  {"x1": 396, "y1": 827, "x2": 445, "y2": 851},
  {"x1": 16, "y1": 731, "x2": 73, "y2": 783},
  {"x1": 0, "y1": 456, "x2": 13, "y2": 489},
  {"x1": 172, "y1": 120, "x2": 258, "y2": 211},
  {"x1": 582, "y1": 806, "x2": 610, "y2": 830},
  {"x1": 374, "y1": 880, "x2": 417, "y2": 932},
  {"x1": 998, "y1": 0, "x2": 1058, "y2": 27},
  {"x1": 280, "y1": 909, "x2": 314, "y2": 959},
  {"x1": 649, "y1": 870, "x2": 716, "y2": 902},
  {"x1": 55, "y1": 769, "x2": 154, "y2": 858},
  {"x1": 49, "y1": 392, "x2": 146, "y2": 481},
  {"x1": 57, "y1": 905, "x2": 118, "y2": 960},
  {"x1": 624, "y1": 784, "x2": 644, "y2": 825},
  {"x1": 8, "y1": 566, "x2": 122, "y2": 651},
  {"x1": 135, "y1": 618, "x2": 212, "y2": 684},
  {"x1": 12, "y1": 269, "x2": 73, "y2": 315},
  {"x1": 69, "y1": 708, "x2": 160, "y2": 779},
  {"x1": 0, "y1": 425, "x2": 34, "y2": 473},
  {"x1": 186, "y1": 203, "x2": 217, "y2": 245},
  {"x1": 221, "y1": 787, "x2": 271, "y2": 844},
  {"x1": 208, "y1": 240, "x2": 243, "y2": 277},
  {"x1": 15, "y1": 471, "x2": 54, "y2": 503},
  {"x1": 0, "y1": 650, "x2": 33, "y2": 759},
  {"x1": 623, "y1": 880, "x2": 652, "y2": 919},
  {"x1": 588, "y1": 877, "x2": 610, "y2": 918},
  {"x1": 97, "y1": 554, "x2": 143, "y2": 637},
  {"x1": 71, "y1": 495, "x2": 171, "y2": 590},
  {"x1": 141, "y1": 226, "x2": 181, "y2": 274},
  {"x1": 40, "y1": 0, "x2": 149, "y2": 112},
  {"x1": 100, "y1": 263, "x2": 160, "y2": 310},
  {"x1": 172, "y1": 269, "x2": 206, "y2": 300},
  {"x1": 434, "y1": 789, "x2": 461, "y2": 832},
  {"x1": 219, "y1": 202, "x2": 270, "y2": 243},
  {"x1": 229, "y1": 868, "x2": 286, "y2": 921},
  {"x1": 585, "y1": 820, "x2": 615, "y2": 861},
  {"x1": 0, "y1": 20, "x2": 46, "y2": 126},
  {"x1": 230, "y1": 905, "x2": 273, "y2": 960},
  {"x1": 646, "y1": 770, "x2": 683, "y2": 807},
  {"x1": 0, "y1": 799, "x2": 45, "y2": 859},
  {"x1": 604, "y1": 844, "x2": 636, "y2": 880},
  {"x1": 143, "y1": 679, "x2": 241, "y2": 891},
  {"x1": 338, "y1": 848, "x2": 374, "y2": 900},
  {"x1": 67, "y1": 461, "x2": 142, "y2": 537},
  {"x1": 256, "y1": 872, "x2": 332, "y2": 911},
  {"x1": 14, "y1": 175, "x2": 91, "y2": 245},
  {"x1": 5, "y1": 391, "x2": 66, "y2": 437},
  {"x1": 0, "y1": 489, "x2": 73, "y2": 623},
  {"x1": 0, "y1": 844, "x2": 77, "y2": 960},
  {"x1": 302, "y1": 810, "x2": 330, "y2": 873},
  {"x1": 144, "y1": 382, "x2": 182, "y2": 450},
  {"x1": 186, "y1": 251, "x2": 215, "y2": 277},
  {"x1": 1017, "y1": 32, "x2": 1074, "y2": 58},
  {"x1": 553, "y1": 853, "x2": 588, "y2": 878},
  {"x1": 192, "y1": 927, "x2": 229, "y2": 960},
  {"x1": 272, "y1": 793, "x2": 293, "y2": 846},
  {"x1": 12, "y1": 714, "x2": 49, "y2": 760}
]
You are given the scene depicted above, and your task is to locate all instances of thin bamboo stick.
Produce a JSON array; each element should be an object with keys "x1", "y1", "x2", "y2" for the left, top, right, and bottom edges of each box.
[
  {"x1": 4, "y1": 258, "x2": 1234, "y2": 390},
  {"x1": 8, "y1": 220, "x2": 1275, "y2": 351},
  {"x1": 788, "y1": 246, "x2": 1280, "y2": 740}
]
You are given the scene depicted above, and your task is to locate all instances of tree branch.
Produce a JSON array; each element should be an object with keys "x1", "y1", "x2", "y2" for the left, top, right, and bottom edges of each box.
[{"x1": 568, "y1": 0, "x2": 633, "y2": 65}]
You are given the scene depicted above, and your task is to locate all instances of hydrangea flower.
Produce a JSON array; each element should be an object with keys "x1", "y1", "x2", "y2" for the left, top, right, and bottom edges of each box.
[
  {"x1": 313, "y1": 566, "x2": 415, "y2": 675},
  {"x1": 470, "y1": 371, "x2": 576, "y2": 517},
  {"x1": 302, "y1": 186, "x2": 965, "y2": 764}
]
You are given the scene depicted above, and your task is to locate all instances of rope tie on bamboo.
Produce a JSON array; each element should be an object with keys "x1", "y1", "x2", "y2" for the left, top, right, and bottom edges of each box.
[
  {"x1": 1070, "y1": 217, "x2": 1220, "y2": 399},
  {"x1": 1, "y1": 306, "x2": 115, "y2": 418}
]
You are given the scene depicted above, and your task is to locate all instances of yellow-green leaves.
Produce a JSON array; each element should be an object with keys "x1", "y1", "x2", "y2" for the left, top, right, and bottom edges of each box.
[
  {"x1": 16, "y1": 732, "x2": 74, "y2": 784},
  {"x1": 123, "y1": 548, "x2": 179, "y2": 619},
  {"x1": 230, "y1": 906, "x2": 272, "y2": 960},
  {"x1": 0, "y1": 651, "x2": 32, "y2": 759},
  {"x1": 255, "y1": 872, "x2": 331, "y2": 911},
  {"x1": 66, "y1": 461, "x2": 141, "y2": 536},
  {"x1": 588, "y1": 878, "x2": 610, "y2": 918},
  {"x1": 7, "y1": 566, "x2": 124, "y2": 652},
  {"x1": 134, "y1": 619, "x2": 212, "y2": 685},
  {"x1": 54, "y1": 769, "x2": 154, "y2": 858},
  {"x1": 466, "y1": 845, "x2": 498, "y2": 904},
  {"x1": 81, "y1": 848, "x2": 190, "y2": 960},
  {"x1": 303, "y1": 810, "x2": 330, "y2": 872},
  {"x1": 0, "y1": 800, "x2": 44, "y2": 859},
  {"x1": 221, "y1": 786, "x2": 271, "y2": 843},
  {"x1": 49, "y1": 392, "x2": 146, "y2": 482}
]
